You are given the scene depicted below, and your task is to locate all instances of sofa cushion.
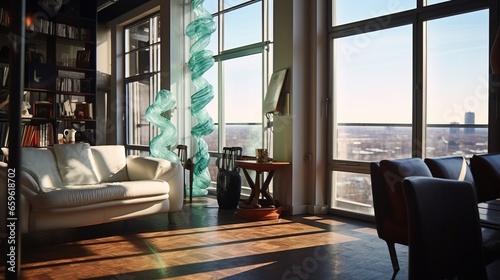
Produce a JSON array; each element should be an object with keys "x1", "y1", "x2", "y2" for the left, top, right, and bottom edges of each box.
[
  {"x1": 91, "y1": 145, "x2": 129, "y2": 182},
  {"x1": 29, "y1": 180, "x2": 170, "y2": 209},
  {"x1": 380, "y1": 158, "x2": 432, "y2": 223},
  {"x1": 21, "y1": 147, "x2": 64, "y2": 191},
  {"x1": 53, "y1": 143, "x2": 99, "y2": 185}
]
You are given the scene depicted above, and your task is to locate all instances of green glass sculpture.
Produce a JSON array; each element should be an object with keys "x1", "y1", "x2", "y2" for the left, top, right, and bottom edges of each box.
[
  {"x1": 146, "y1": 89, "x2": 179, "y2": 164},
  {"x1": 187, "y1": 0, "x2": 216, "y2": 196}
]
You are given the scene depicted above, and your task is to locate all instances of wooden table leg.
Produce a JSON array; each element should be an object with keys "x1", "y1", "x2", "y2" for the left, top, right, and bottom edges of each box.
[
  {"x1": 252, "y1": 171, "x2": 262, "y2": 207},
  {"x1": 241, "y1": 168, "x2": 258, "y2": 208},
  {"x1": 260, "y1": 170, "x2": 276, "y2": 206}
]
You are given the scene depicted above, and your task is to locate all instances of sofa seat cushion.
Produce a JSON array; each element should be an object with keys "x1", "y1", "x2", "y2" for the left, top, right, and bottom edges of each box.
[{"x1": 30, "y1": 180, "x2": 170, "y2": 210}]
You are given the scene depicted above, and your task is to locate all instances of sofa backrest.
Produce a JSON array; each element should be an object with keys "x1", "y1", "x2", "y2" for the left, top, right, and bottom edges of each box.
[
  {"x1": 52, "y1": 143, "x2": 100, "y2": 185},
  {"x1": 21, "y1": 147, "x2": 64, "y2": 191},
  {"x1": 90, "y1": 145, "x2": 129, "y2": 182},
  {"x1": 21, "y1": 144, "x2": 130, "y2": 190}
]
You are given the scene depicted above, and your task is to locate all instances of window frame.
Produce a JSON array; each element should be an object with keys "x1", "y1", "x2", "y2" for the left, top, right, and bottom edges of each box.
[
  {"x1": 123, "y1": 12, "x2": 162, "y2": 154},
  {"x1": 328, "y1": 0, "x2": 495, "y2": 218}
]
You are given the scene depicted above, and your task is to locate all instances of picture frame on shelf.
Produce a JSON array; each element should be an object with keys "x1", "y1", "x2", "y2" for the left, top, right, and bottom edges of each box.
[
  {"x1": 26, "y1": 43, "x2": 37, "y2": 62},
  {"x1": 76, "y1": 50, "x2": 91, "y2": 68},
  {"x1": 33, "y1": 101, "x2": 53, "y2": 118},
  {"x1": 75, "y1": 102, "x2": 92, "y2": 119}
]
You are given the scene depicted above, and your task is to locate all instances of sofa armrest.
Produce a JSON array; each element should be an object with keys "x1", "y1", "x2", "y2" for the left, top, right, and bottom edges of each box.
[
  {"x1": 0, "y1": 163, "x2": 41, "y2": 194},
  {"x1": 0, "y1": 163, "x2": 33, "y2": 234},
  {"x1": 126, "y1": 156, "x2": 177, "y2": 180},
  {"x1": 126, "y1": 156, "x2": 184, "y2": 212}
]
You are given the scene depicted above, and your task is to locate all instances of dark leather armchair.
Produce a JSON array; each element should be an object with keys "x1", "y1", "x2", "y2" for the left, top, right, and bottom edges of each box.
[
  {"x1": 425, "y1": 155, "x2": 500, "y2": 265},
  {"x1": 470, "y1": 153, "x2": 500, "y2": 203},
  {"x1": 424, "y1": 155, "x2": 475, "y2": 187},
  {"x1": 403, "y1": 177, "x2": 488, "y2": 280},
  {"x1": 369, "y1": 158, "x2": 433, "y2": 275}
]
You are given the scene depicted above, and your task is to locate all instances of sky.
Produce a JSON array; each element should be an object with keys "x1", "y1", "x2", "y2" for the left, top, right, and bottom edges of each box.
[
  {"x1": 334, "y1": 1, "x2": 489, "y2": 125},
  {"x1": 198, "y1": 0, "x2": 490, "y2": 125}
]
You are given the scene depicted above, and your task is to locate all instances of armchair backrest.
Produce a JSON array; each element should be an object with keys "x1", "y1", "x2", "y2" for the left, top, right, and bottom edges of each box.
[
  {"x1": 378, "y1": 158, "x2": 433, "y2": 223},
  {"x1": 424, "y1": 155, "x2": 476, "y2": 189},
  {"x1": 403, "y1": 177, "x2": 487, "y2": 280},
  {"x1": 470, "y1": 153, "x2": 500, "y2": 202},
  {"x1": 370, "y1": 158, "x2": 432, "y2": 241},
  {"x1": 369, "y1": 162, "x2": 392, "y2": 232}
]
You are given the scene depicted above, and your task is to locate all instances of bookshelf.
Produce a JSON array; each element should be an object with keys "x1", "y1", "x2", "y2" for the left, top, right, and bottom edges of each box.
[{"x1": 0, "y1": 0, "x2": 97, "y2": 155}]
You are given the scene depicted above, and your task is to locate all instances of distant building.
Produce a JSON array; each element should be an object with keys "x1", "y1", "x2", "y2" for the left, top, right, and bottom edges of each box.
[
  {"x1": 450, "y1": 122, "x2": 459, "y2": 134},
  {"x1": 465, "y1": 112, "x2": 475, "y2": 134}
]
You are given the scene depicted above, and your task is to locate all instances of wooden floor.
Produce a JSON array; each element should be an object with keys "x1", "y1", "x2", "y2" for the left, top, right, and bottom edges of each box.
[{"x1": 2, "y1": 196, "x2": 500, "y2": 279}]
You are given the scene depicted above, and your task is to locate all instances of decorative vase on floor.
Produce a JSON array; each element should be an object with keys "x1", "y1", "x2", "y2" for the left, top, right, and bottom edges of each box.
[{"x1": 491, "y1": 27, "x2": 500, "y2": 75}]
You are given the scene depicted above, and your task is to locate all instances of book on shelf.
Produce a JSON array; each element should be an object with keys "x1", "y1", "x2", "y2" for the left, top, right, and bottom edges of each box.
[
  {"x1": 0, "y1": 63, "x2": 8, "y2": 86},
  {"x1": 80, "y1": 28, "x2": 90, "y2": 41},
  {"x1": 56, "y1": 78, "x2": 92, "y2": 93},
  {"x1": 0, "y1": 8, "x2": 10, "y2": 27},
  {"x1": 20, "y1": 123, "x2": 53, "y2": 147}
]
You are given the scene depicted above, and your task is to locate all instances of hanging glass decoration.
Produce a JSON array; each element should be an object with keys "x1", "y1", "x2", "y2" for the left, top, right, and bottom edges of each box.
[
  {"x1": 146, "y1": 89, "x2": 179, "y2": 164},
  {"x1": 186, "y1": 0, "x2": 216, "y2": 196}
]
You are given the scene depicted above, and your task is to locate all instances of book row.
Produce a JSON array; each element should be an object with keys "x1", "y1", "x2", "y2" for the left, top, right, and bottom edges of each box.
[
  {"x1": 1, "y1": 122, "x2": 54, "y2": 148},
  {"x1": 26, "y1": 16, "x2": 91, "y2": 41},
  {"x1": 56, "y1": 78, "x2": 91, "y2": 93},
  {"x1": 0, "y1": 7, "x2": 9, "y2": 27}
]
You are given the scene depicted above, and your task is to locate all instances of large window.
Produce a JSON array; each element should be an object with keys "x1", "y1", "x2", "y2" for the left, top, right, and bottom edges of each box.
[
  {"x1": 330, "y1": 1, "x2": 491, "y2": 216},
  {"x1": 202, "y1": 0, "x2": 273, "y2": 183},
  {"x1": 122, "y1": 2, "x2": 272, "y2": 186},
  {"x1": 425, "y1": 11, "x2": 489, "y2": 158},
  {"x1": 124, "y1": 14, "x2": 161, "y2": 155}
]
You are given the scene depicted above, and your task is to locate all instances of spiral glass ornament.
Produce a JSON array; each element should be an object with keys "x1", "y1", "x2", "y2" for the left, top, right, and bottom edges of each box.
[
  {"x1": 186, "y1": 0, "x2": 216, "y2": 196},
  {"x1": 146, "y1": 89, "x2": 179, "y2": 164}
]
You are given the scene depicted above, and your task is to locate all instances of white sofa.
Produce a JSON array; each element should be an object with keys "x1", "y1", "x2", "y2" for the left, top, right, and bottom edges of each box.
[{"x1": 0, "y1": 144, "x2": 184, "y2": 234}]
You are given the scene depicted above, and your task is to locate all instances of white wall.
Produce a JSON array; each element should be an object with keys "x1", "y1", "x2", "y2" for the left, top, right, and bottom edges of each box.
[{"x1": 273, "y1": 0, "x2": 328, "y2": 215}]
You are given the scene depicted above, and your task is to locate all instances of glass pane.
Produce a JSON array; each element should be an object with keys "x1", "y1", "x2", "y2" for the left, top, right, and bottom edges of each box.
[
  {"x1": 126, "y1": 77, "x2": 156, "y2": 146},
  {"x1": 425, "y1": 10, "x2": 489, "y2": 158},
  {"x1": 333, "y1": 0, "x2": 415, "y2": 26},
  {"x1": 331, "y1": 171, "x2": 373, "y2": 215},
  {"x1": 125, "y1": 48, "x2": 151, "y2": 77},
  {"x1": 203, "y1": 62, "x2": 218, "y2": 124},
  {"x1": 224, "y1": 54, "x2": 262, "y2": 123},
  {"x1": 224, "y1": 0, "x2": 254, "y2": 10},
  {"x1": 226, "y1": 124, "x2": 263, "y2": 156},
  {"x1": 204, "y1": 0, "x2": 218, "y2": 14},
  {"x1": 152, "y1": 15, "x2": 160, "y2": 44},
  {"x1": 205, "y1": 124, "x2": 219, "y2": 152},
  {"x1": 333, "y1": 25, "x2": 413, "y2": 161},
  {"x1": 126, "y1": 19, "x2": 150, "y2": 53},
  {"x1": 206, "y1": 15, "x2": 219, "y2": 57},
  {"x1": 425, "y1": 0, "x2": 449, "y2": 6},
  {"x1": 223, "y1": 2, "x2": 261, "y2": 50}
]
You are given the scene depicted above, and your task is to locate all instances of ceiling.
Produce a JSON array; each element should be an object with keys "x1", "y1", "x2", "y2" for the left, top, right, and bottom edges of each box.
[{"x1": 97, "y1": 0, "x2": 151, "y2": 23}]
